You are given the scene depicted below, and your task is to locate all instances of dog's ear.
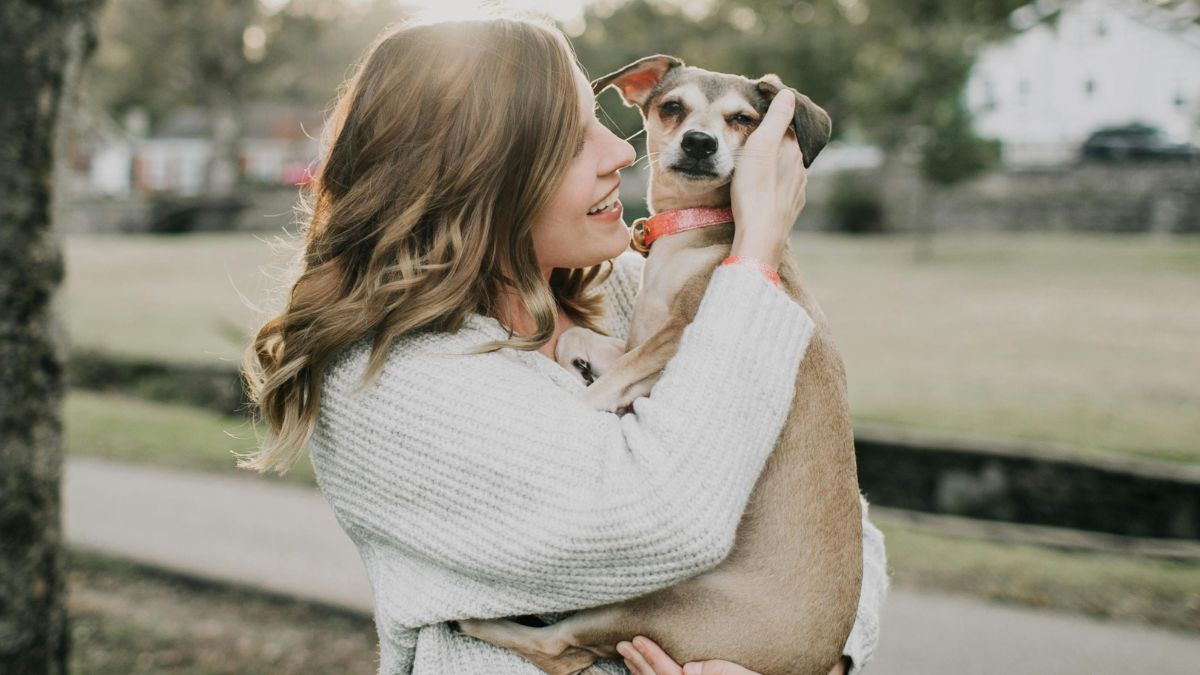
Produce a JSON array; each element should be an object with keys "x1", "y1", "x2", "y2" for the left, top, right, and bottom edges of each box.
[
  {"x1": 756, "y1": 75, "x2": 832, "y2": 169},
  {"x1": 591, "y1": 55, "x2": 684, "y2": 109}
]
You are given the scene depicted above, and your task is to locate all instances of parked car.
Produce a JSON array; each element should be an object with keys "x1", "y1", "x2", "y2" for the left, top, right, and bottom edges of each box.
[{"x1": 1080, "y1": 124, "x2": 1200, "y2": 161}]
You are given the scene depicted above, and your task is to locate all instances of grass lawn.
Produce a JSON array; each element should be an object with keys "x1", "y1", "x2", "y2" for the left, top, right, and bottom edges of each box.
[
  {"x1": 876, "y1": 516, "x2": 1200, "y2": 633},
  {"x1": 788, "y1": 232, "x2": 1200, "y2": 465},
  {"x1": 62, "y1": 231, "x2": 1200, "y2": 463},
  {"x1": 61, "y1": 231, "x2": 300, "y2": 369},
  {"x1": 65, "y1": 390, "x2": 1200, "y2": 632},
  {"x1": 64, "y1": 389, "x2": 315, "y2": 486}
]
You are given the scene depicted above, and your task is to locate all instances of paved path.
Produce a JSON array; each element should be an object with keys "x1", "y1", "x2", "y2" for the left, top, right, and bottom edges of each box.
[{"x1": 63, "y1": 458, "x2": 1200, "y2": 674}]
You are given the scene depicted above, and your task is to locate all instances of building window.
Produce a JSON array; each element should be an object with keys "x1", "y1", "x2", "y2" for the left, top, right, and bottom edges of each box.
[
  {"x1": 1084, "y1": 78, "x2": 1096, "y2": 97},
  {"x1": 983, "y1": 79, "x2": 998, "y2": 111},
  {"x1": 1096, "y1": 20, "x2": 1107, "y2": 37},
  {"x1": 1175, "y1": 91, "x2": 1187, "y2": 108}
]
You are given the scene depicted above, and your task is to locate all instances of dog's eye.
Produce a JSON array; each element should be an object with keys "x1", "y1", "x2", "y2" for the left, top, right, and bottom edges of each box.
[
  {"x1": 660, "y1": 101, "x2": 683, "y2": 116},
  {"x1": 731, "y1": 114, "x2": 758, "y2": 126}
]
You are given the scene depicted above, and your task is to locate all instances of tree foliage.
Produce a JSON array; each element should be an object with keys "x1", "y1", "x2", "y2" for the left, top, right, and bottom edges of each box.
[
  {"x1": 575, "y1": 0, "x2": 1029, "y2": 186},
  {"x1": 83, "y1": 0, "x2": 409, "y2": 128}
]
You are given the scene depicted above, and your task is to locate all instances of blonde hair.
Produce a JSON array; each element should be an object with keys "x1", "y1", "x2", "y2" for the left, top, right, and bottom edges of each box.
[{"x1": 238, "y1": 17, "x2": 614, "y2": 475}]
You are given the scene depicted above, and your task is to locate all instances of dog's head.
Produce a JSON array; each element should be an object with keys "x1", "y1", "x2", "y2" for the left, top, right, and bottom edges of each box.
[{"x1": 592, "y1": 55, "x2": 831, "y2": 202}]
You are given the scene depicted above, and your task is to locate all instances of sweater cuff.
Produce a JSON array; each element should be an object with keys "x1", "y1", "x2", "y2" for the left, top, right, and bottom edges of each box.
[{"x1": 686, "y1": 260, "x2": 811, "y2": 360}]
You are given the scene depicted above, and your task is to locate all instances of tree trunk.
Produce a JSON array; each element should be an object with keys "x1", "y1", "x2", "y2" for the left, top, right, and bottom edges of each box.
[{"x1": 0, "y1": 2, "x2": 104, "y2": 673}]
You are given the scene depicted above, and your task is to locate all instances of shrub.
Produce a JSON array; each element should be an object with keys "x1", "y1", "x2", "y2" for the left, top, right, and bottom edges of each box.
[{"x1": 828, "y1": 174, "x2": 885, "y2": 234}]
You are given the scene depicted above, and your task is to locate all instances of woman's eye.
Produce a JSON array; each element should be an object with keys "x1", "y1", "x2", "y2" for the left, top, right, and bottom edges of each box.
[
  {"x1": 660, "y1": 101, "x2": 683, "y2": 116},
  {"x1": 731, "y1": 114, "x2": 757, "y2": 125}
]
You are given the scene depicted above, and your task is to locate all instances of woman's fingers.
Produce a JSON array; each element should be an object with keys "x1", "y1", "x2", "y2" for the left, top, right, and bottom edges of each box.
[
  {"x1": 618, "y1": 637, "x2": 683, "y2": 675},
  {"x1": 614, "y1": 637, "x2": 764, "y2": 675},
  {"x1": 746, "y1": 91, "x2": 796, "y2": 151},
  {"x1": 634, "y1": 636, "x2": 685, "y2": 674},
  {"x1": 681, "y1": 661, "x2": 762, "y2": 675}
]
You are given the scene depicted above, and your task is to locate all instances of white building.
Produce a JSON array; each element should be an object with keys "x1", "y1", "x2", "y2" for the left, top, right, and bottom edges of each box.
[{"x1": 965, "y1": 0, "x2": 1200, "y2": 165}]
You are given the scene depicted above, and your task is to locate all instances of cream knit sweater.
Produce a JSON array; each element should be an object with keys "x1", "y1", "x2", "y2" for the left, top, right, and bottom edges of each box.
[{"x1": 309, "y1": 249, "x2": 889, "y2": 675}]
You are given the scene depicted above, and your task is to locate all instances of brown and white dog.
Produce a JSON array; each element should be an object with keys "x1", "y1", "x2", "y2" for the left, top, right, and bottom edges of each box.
[{"x1": 457, "y1": 55, "x2": 862, "y2": 675}]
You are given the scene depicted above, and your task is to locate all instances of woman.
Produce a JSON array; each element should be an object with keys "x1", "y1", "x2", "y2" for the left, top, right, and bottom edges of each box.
[{"x1": 239, "y1": 15, "x2": 888, "y2": 675}]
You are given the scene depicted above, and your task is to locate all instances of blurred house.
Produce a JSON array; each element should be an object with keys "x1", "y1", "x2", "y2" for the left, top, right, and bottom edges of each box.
[
  {"x1": 966, "y1": 0, "x2": 1200, "y2": 165},
  {"x1": 64, "y1": 103, "x2": 321, "y2": 198}
]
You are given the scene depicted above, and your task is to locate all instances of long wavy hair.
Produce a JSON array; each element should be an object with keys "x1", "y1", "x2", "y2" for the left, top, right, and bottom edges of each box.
[{"x1": 238, "y1": 17, "x2": 615, "y2": 475}]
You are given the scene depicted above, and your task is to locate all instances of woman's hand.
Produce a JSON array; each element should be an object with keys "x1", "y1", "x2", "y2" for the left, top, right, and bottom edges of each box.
[
  {"x1": 729, "y1": 91, "x2": 808, "y2": 270},
  {"x1": 615, "y1": 636, "x2": 848, "y2": 675}
]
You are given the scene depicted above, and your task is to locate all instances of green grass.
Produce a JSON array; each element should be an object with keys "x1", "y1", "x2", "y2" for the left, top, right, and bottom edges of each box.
[
  {"x1": 61, "y1": 231, "x2": 299, "y2": 368},
  {"x1": 64, "y1": 389, "x2": 315, "y2": 486},
  {"x1": 789, "y1": 232, "x2": 1200, "y2": 464},
  {"x1": 62, "y1": 231, "x2": 1200, "y2": 463},
  {"x1": 874, "y1": 514, "x2": 1200, "y2": 633}
]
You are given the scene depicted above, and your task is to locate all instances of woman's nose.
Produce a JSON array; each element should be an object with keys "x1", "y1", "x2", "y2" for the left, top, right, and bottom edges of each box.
[
  {"x1": 607, "y1": 136, "x2": 636, "y2": 175},
  {"x1": 619, "y1": 138, "x2": 636, "y2": 168}
]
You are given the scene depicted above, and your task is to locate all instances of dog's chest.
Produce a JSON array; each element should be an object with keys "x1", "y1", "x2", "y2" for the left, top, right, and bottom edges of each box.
[{"x1": 628, "y1": 236, "x2": 728, "y2": 349}]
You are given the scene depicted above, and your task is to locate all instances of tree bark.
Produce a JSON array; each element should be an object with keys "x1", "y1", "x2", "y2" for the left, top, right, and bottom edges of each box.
[{"x1": 0, "y1": 2, "x2": 104, "y2": 673}]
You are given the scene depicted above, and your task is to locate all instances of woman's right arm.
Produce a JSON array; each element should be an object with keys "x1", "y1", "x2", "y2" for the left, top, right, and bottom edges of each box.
[{"x1": 310, "y1": 262, "x2": 814, "y2": 620}]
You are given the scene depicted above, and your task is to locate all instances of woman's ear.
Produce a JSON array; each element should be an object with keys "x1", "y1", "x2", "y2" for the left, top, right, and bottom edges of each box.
[
  {"x1": 756, "y1": 75, "x2": 832, "y2": 169},
  {"x1": 591, "y1": 54, "x2": 684, "y2": 109}
]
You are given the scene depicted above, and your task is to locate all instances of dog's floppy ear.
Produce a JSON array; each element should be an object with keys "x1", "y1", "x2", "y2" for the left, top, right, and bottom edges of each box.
[
  {"x1": 591, "y1": 54, "x2": 684, "y2": 109},
  {"x1": 756, "y1": 74, "x2": 832, "y2": 169}
]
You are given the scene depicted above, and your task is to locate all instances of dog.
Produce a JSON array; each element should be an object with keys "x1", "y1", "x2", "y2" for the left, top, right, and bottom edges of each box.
[{"x1": 457, "y1": 55, "x2": 862, "y2": 675}]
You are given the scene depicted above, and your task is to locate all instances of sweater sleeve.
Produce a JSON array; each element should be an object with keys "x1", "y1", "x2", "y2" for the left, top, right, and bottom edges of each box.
[
  {"x1": 841, "y1": 494, "x2": 890, "y2": 674},
  {"x1": 310, "y1": 261, "x2": 816, "y2": 624}
]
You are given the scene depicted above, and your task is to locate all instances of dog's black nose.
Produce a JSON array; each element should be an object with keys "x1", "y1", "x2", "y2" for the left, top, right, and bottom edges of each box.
[{"x1": 681, "y1": 130, "x2": 718, "y2": 159}]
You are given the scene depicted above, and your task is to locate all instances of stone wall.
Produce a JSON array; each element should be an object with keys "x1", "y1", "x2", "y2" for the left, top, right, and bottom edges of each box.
[{"x1": 855, "y1": 425, "x2": 1200, "y2": 540}]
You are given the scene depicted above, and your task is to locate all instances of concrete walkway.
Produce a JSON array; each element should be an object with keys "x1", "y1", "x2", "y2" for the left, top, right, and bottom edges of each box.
[{"x1": 63, "y1": 457, "x2": 1200, "y2": 674}]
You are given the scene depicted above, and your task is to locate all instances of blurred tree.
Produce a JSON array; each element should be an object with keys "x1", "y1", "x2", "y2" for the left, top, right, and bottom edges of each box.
[
  {"x1": 0, "y1": 1, "x2": 106, "y2": 673},
  {"x1": 85, "y1": 0, "x2": 259, "y2": 196},
  {"x1": 82, "y1": 0, "x2": 410, "y2": 195},
  {"x1": 575, "y1": 0, "x2": 1023, "y2": 197}
]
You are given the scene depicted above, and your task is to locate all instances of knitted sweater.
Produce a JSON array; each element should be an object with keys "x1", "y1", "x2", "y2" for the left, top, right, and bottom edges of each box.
[{"x1": 309, "y1": 248, "x2": 889, "y2": 675}]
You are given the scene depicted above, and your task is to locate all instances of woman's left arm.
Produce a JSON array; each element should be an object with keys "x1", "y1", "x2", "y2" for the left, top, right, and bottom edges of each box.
[{"x1": 619, "y1": 494, "x2": 889, "y2": 675}]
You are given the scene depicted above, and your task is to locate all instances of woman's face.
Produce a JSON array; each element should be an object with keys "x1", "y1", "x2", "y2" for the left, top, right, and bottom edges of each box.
[{"x1": 530, "y1": 65, "x2": 637, "y2": 277}]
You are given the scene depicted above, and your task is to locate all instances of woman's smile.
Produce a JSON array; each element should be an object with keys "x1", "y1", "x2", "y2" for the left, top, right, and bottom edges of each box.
[
  {"x1": 586, "y1": 198, "x2": 623, "y2": 222},
  {"x1": 585, "y1": 180, "x2": 624, "y2": 219}
]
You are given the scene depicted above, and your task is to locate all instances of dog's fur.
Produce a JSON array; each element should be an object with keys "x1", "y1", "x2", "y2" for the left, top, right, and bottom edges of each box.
[{"x1": 457, "y1": 56, "x2": 862, "y2": 675}]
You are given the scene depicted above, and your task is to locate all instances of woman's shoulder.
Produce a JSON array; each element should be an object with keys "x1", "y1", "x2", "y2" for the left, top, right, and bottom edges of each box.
[{"x1": 322, "y1": 318, "x2": 508, "y2": 397}]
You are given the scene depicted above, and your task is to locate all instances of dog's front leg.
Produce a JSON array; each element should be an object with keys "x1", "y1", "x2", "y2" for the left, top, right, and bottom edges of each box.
[{"x1": 577, "y1": 316, "x2": 687, "y2": 412}]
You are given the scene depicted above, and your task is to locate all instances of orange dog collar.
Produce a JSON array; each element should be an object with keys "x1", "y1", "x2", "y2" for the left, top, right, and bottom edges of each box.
[{"x1": 630, "y1": 206, "x2": 735, "y2": 256}]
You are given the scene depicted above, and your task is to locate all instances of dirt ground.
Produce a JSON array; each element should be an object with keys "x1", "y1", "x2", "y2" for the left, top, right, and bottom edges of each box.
[{"x1": 67, "y1": 553, "x2": 380, "y2": 675}]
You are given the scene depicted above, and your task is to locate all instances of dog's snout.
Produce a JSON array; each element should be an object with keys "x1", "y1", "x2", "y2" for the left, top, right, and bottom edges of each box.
[{"x1": 681, "y1": 130, "x2": 718, "y2": 160}]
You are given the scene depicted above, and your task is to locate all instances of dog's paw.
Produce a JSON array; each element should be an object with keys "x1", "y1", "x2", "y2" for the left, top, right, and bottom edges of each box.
[{"x1": 555, "y1": 327, "x2": 598, "y2": 370}]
